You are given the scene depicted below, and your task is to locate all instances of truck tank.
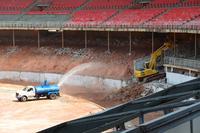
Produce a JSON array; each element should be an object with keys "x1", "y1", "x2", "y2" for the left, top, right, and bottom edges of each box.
[{"x1": 35, "y1": 81, "x2": 59, "y2": 94}]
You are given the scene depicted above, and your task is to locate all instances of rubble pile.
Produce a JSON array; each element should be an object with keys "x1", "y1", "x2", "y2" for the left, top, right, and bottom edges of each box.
[
  {"x1": 105, "y1": 83, "x2": 144, "y2": 103},
  {"x1": 37, "y1": 47, "x2": 51, "y2": 55},
  {"x1": 54, "y1": 47, "x2": 88, "y2": 58},
  {"x1": 6, "y1": 46, "x2": 19, "y2": 56},
  {"x1": 142, "y1": 80, "x2": 172, "y2": 96}
]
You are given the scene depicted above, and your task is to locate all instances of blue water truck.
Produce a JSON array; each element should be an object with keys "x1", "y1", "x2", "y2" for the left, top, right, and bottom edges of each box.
[{"x1": 16, "y1": 80, "x2": 60, "y2": 102}]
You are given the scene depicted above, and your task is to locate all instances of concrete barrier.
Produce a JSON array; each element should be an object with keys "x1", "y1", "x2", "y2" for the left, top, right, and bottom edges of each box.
[
  {"x1": 64, "y1": 75, "x2": 127, "y2": 90},
  {"x1": 0, "y1": 71, "x2": 128, "y2": 90}
]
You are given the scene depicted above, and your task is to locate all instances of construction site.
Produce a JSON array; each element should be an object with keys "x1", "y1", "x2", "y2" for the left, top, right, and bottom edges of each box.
[{"x1": 0, "y1": 0, "x2": 200, "y2": 133}]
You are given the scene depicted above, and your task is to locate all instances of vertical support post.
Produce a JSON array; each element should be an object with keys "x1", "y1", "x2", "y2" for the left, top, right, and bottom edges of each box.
[
  {"x1": 171, "y1": 67, "x2": 173, "y2": 72},
  {"x1": 165, "y1": 66, "x2": 168, "y2": 72},
  {"x1": 152, "y1": 32, "x2": 154, "y2": 53},
  {"x1": 62, "y1": 31, "x2": 64, "y2": 48},
  {"x1": 190, "y1": 120, "x2": 193, "y2": 133},
  {"x1": 139, "y1": 114, "x2": 144, "y2": 124},
  {"x1": 189, "y1": 70, "x2": 191, "y2": 76},
  {"x1": 195, "y1": 33, "x2": 197, "y2": 59},
  {"x1": 173, "y1": 32, "x2": 176, "y2": 65},
  {"x1": 38, "y1": 30, "x2": 40, "y2": 48},
  {"x1": 85, "y1": 31, "x2": 87, "y2": 49},
  {"x1": 129, "y1": 31, "x2": 132, "y2": 55},
  {"x1": 107, "y1": 31, "x2": 110, "y2": 53},
  {"x1": 12, "y1": 30, "x2": 15, "y2": 47}
]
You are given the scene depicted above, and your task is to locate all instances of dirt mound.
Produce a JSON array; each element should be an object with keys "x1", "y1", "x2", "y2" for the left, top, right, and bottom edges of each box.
[{"x1": 102, "y1": 83, "x2": 144, "y2": 107}]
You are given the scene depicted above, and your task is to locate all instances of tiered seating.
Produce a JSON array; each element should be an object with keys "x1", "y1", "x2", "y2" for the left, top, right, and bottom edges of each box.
[
  {"x1": 0, "y1": 0, "x2": 33, "y2": 11},
  {"x1": 146, "y1": 0, "x2": 180, "y2": 7},
  {"x1": 27, "y1": 11, "x2": 70, "y2": 15},
  {"x1": 184, "y1": 16, "x2": 200, "y2": 27},
  {"x1": 181, "y1": 0, "x2": 200, "y2": 6},
  {"x1": 146, "y1": 7, "x2": 200, "y2": 26},
  {"x1": 69, "y1": 9, "x2": 116, "y2": 25},
  {"x1": 0, "y1": 11, "x2": 21, "y2": 15},
  {"x1": 186, "y1": 0, "x2": 200, "y2": 3},
  {"x1": 27, "y1": 0, "x2": 86, "y2": 15},
  {"x1": 105, "y1": 8, "x2": 166, "y2": 26},
  {"x1": 47, "y1": 0, "x2": 86, "y2": 10},
  {"x1": 85, "y1": 0, "x2": 132, "y2": 9}
]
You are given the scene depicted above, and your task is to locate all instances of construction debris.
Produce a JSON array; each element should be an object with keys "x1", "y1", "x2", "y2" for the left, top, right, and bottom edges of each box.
[
  {"x1": 54, "y1": 47, "x2": 88, "y2": 58},
  {"x1": 104, "y1": 83, "x2": 144, "y2": 104},
  {"x1": 142, "y1": 79, "x2": 173, "y2": 96},
  {"x1": 6, "y1": 46, "x2": 19, "y2": 56}
]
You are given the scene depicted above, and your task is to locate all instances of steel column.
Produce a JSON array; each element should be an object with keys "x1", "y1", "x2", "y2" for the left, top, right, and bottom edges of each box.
[
  {"x1": 129, "y1": 32, "x2": 132, "y2": 55},
  {"x1": 139, "y1": 114, "x2": 144, "y2": 124},
  {"x1": 190, "y1": 120, "x2": 193, "y2": 133},
  {"x1": 12, "y1": 30, "x2": 15, "y2": 47},
  {"x1": 85, "y1": 31, "x2": 87, "y2": 49},
  {"x1": 62, "y1": 31, "x2": 64, "y2": 48},
  {"x1": 152, "y1": 32, "x2": 154, "y2": 53},
  {"x1": 38, "y1": 30, "x2": 40, "y2": 48},
  {"x1": 173, "y1": 32, "x2": 176, "y2": 65},
  {"x1": 107, "y1": 31, "x2": 110, "y2": 52},
  {"x1": 195, "y1": 34, "x2": 197, "y2": 59}
]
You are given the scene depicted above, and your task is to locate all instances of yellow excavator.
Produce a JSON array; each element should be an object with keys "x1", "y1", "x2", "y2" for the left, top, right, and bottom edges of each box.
[{"x1": 134, "y1": 42, "x2": 173, "y2": 82}]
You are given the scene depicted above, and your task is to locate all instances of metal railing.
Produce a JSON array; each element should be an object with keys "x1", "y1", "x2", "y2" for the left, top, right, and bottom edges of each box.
[
  {"x1": 164, "y1": 56, "x2": 200, "y2": 69},
  {"x1": 0, "y1": 21, "x2": 64, "y2": 29},
  {"x1": 0, "y1": 20, "x2": 199, "y2": 32}
]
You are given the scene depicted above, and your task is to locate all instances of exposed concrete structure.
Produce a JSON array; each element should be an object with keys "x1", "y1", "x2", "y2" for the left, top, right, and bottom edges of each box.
[
  {"x1": 166, "y1": 72, "x2": 196, "y2": 85},
  {"x1": 0, "y1": 71, "x2": 127, "y2": 90}
]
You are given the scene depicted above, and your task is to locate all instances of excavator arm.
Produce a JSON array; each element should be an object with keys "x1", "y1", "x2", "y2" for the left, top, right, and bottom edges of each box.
[
  {"x1": 134, "y1": 42, "x2": 173, "y2": 82},
  {"x1": 147, "y1": 42, "x2": 173, "y2": 69}
]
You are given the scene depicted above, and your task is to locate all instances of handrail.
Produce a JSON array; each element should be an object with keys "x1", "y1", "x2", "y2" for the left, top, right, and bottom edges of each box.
[{"x1": 164, "y1": 56, "x2": 200, "y2": 69}]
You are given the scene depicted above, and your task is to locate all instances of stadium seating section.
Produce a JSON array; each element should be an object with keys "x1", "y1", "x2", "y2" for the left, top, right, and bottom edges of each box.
[
  {"x1": 146, "y1": 7, "x2": 200, "y2": 26},
  {"x1": 105, "y1": 8, "x2": 166, "y2": 26},
  {"x1": 0, "y1": 0, "x2": 33, "y2": 11},
  {"x1": 69, "y1": 9, "x2": 116, "y2": 25},
  {"x1": 85, "y1": 0, "x2": 132, "y2": 9},
  {"x1": 0, "y1": 0, "x2": 199, "y2": 28}
]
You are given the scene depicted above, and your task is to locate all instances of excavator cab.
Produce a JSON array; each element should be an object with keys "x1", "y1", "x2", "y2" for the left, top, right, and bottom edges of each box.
[
  {"x1": 134, "y1": 42, "x2": 173, "y2": 82},
  {"x1": 144, "y1": 62, "x2": 150, "y2": 69}
]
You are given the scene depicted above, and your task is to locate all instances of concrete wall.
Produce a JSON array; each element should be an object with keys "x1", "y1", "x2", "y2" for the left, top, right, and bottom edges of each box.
[
  {"x1": 0, "y1": 71, "x2": 127, "y2": 90},
  {"x1": 166, "y1": 72, "x2": 197, "y2": 85},
  {"x1": 0, "y1": 71, "x2": 62, "y2": 83},
  {"x1": 63, "y1": 75, "x2": 127, "y2": 90},
  {"x1": 164, "y1": 121, "x2": 190, "y2": 133},
  {"x1": 193, "y1": 116, "x2": 200, "y2": 133}
]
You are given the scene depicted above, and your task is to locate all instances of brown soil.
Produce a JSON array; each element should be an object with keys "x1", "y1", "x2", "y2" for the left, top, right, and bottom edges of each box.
[
  {"x1": 0, "y1": 82, "x2": 103, "y2": 133},
  {"x1": 60, "y1": 83, "x2": 144, "y2": 108},
  {"x1": 102, "y1": 83, "x2": 144, "y2": 107},
  {"x1": 0, "y1": 44, "x2": 149, "y2": 79}
]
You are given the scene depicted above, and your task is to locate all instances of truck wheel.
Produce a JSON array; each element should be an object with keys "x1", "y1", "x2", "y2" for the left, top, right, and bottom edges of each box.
[
  {"x1": 36, "y1": 95, "x2": 40, "y2": 100},
  {"x1": 21, "y1": 96, "x2": 27, "y2": 102},
  {"x1": 49, "y1": 94, "x2": 56, "y2": 100}
]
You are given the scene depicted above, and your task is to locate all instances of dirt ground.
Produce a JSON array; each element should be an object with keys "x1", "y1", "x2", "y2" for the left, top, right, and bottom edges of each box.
[{"x1": 0, "y1": 82, "x2": 103, "y2": 133}]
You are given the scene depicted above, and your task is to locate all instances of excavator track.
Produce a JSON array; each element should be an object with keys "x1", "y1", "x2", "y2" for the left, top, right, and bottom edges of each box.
[{"x1": 143, "y1": 72, "x2": 166, "y2": 83}]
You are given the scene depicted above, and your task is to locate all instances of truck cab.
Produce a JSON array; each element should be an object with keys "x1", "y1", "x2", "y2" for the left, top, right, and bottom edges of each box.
[{"x1": 16, "y1": 81, "x2": 60, "y2": 102}]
